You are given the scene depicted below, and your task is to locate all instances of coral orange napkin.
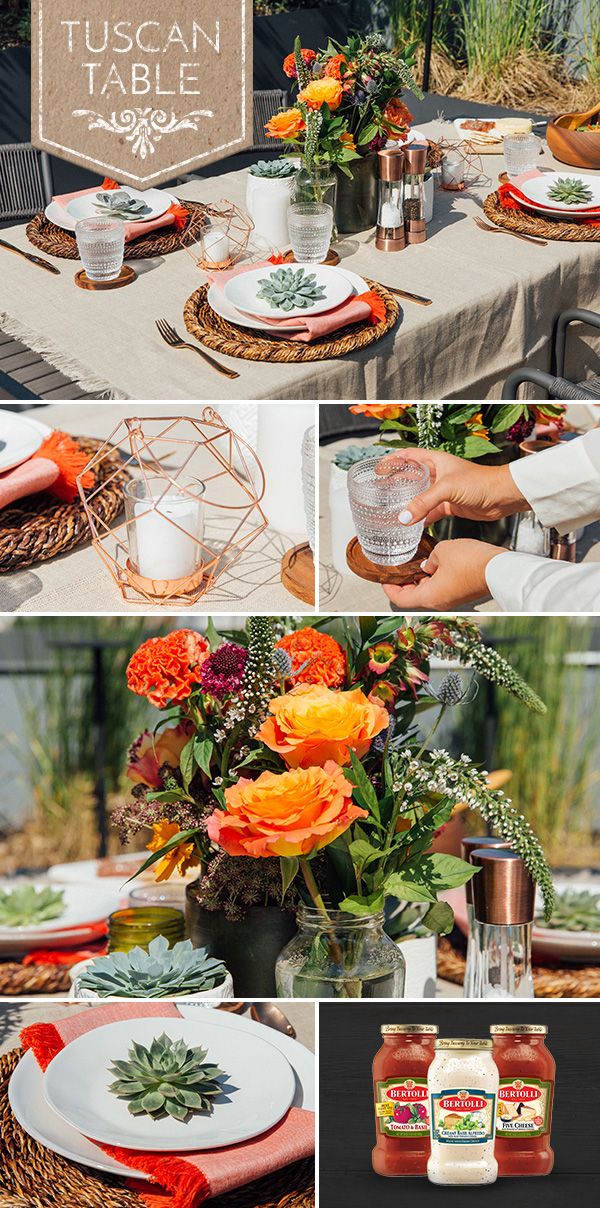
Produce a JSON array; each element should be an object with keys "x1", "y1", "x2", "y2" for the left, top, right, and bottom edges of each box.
[
  {"x1": 51, "y1": 180, "x2": 189, "y2": 241},
  {"x1": 499, "y1": 169, "x2": 600, "y2": 226},
  {"x1": 21, "y1": 1002, "x2": 314, "y2": 1208}
]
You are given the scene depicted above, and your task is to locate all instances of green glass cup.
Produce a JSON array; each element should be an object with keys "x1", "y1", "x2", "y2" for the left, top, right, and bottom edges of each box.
[{"x1": 108, "y1": 906, "x2": 185, "y2": 953}]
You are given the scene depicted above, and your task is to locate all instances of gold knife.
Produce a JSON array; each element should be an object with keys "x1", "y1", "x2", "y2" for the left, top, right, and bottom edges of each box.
[
  {"x1": 0, "y1": 238, "x2": 60, "y2": 275},
  {"x1": 376, "y1": 281, "x2": 432, "y2": 306}
]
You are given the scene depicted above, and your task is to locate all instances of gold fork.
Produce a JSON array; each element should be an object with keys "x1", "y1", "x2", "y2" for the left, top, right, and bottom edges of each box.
[
  {"x1": 155, "y1": 318, "x2": 239, "y2": 379},
  {"x1": 473, "y1": 216, "x2": 548, "y2": 247}
]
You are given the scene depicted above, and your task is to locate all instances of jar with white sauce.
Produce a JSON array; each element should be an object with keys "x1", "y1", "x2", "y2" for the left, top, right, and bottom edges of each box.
[{"x1": 427, "y1": 1039, "x2": 499, "y2": 1186}]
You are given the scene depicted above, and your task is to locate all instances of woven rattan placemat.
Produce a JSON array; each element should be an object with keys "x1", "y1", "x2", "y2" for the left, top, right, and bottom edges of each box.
[
  {"x1": 483, "y1": 191, "x2": 600, "y2": 241},
  {"x1": 26, "y1": 201, "x2": 208, "y2": 260},
  {"x1": 437, "y1": 936, "x2": 600, "y2": 998},
  {"x1": 0, "y1": 437, "x2": 123, "y2": 573},
  {"x1": 0, "y1": 963, "x2": 72, "y2": 996},
  {"x1": 183, "y1": 280, "x2": 400, "y2": 363},
  {"x1": 0, "y1": 1047, "x2": 314, "y2": 1208}
]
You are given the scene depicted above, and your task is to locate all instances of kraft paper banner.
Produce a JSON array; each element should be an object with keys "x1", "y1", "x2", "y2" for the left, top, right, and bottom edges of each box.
[{"x1": 31, "y1": 1, "x2": 253, "y2": 187}]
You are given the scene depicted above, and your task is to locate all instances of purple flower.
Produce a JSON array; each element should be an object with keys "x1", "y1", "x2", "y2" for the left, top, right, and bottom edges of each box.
[
  {"x1": 199, "y1": 642, "x2": 248, "y2": 699},
  {"x1": 368, "y1": 133, "x2": 387, "y2": 153},
  {"x1": 507, "y1": 416, "x2": 535, "y2": 442}
]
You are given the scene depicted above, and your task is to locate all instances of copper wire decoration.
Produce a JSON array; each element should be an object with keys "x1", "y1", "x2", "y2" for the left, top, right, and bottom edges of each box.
[
  {"x1": 76, "y1": 411, "x2": 268, "y2": 606},
  {"x1": 182, "y1": 200, "x2": 253, "y2": 270}
]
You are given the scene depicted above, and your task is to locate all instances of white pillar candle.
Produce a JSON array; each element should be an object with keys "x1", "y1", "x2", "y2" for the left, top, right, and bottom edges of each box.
[
  {"x1": 203, "y1": 228, "x2": 230, "y2": 264},
  {"x1": 124, "y1": 477, "x2": 204, "y2": 581},
  {"x1": 441, "y1": 152, "x2": 464, "y2": 190}
]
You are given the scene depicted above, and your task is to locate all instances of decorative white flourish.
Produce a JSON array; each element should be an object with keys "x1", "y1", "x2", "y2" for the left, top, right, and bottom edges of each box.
[{"x1": 72, "y1": 107, "x2": 214, "y2": 159}]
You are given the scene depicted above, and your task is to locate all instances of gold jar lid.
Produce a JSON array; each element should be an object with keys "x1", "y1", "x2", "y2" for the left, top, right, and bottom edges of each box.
[
  {"x1": 490, "y1": 1025, "x2": 547, "y2": 1035},
  {"x1": 435, "y1": 1038, "x2": 493, "y2": 1050},
  {"x1": 381, "y1": 1024, "x2": 438, "y2": 1035}
]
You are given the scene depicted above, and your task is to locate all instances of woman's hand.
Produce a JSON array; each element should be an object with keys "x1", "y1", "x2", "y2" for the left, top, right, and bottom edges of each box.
[
  {"x1": 375, "y1": 448, "x2": 529, "y2": 526},
  {"x1": 383, "y1": 540, "x2": 502, "y2": 610}
]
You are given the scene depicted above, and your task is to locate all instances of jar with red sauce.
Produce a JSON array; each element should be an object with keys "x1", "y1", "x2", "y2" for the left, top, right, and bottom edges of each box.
[
  {"x1": 491, "y1": 1024, "x2": 555, "y2": 1176},
  {"x1": 372, "y1": 1024, "x2": 438, "y2": 1176}
]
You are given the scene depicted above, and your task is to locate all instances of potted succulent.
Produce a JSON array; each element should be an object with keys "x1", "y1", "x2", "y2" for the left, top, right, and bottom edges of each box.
[
  {"x1": 245, "y1": 158, "x2": 299, "y2": 249},
  {"x1": 70, "y1": 936, "x2": 234, "y2": 1000},
  {"x1": 115, "y1": 616, "x2": 553, "y2": 999}
]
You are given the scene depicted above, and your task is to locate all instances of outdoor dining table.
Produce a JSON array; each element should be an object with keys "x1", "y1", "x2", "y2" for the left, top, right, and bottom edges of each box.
[{"x1": 1, "y1": 118, "x2": 599, "y2": 401}]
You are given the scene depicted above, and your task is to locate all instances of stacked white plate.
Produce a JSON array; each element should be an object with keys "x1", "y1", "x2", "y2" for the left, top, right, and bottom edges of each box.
[
  {"x1": 9, "y1": 1009, "x2": 314, "y2": 1180},
  {"x1": 45, "y1": 186, "x2": 179, "y2": 233},
  {"x1": 0, "y1": 409, "x2": 51, "y2": 473},
  {"x1": 509, "y1": 171, "x2": 600, "y2": 221},
  {"x1": 0, "y1": 882, "x2": 120, "y2": 956},
  {"x1": 210, "y1": 263, "x2": 370, "y2": 335}
]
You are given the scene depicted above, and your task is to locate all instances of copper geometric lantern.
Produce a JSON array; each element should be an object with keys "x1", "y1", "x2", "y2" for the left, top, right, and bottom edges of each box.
[{"x1": 76, "y1": 410, "x2": 268, "y2": 606}]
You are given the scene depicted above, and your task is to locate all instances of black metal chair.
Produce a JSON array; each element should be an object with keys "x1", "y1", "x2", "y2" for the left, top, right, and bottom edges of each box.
[
  {"x1": 250, "y1": 88, "x2": 289, "y2": 153},
  {"x1": 502, "y1": 309, "x2": 600, "y2": 400},
  {"x1": 0, "y1": 143, "x2": 54, "y2": 221}
]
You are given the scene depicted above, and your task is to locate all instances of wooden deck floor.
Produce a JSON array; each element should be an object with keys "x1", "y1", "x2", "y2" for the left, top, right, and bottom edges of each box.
[{"x1": 0, "y1": 333, "x2": 97, "y2": 400}]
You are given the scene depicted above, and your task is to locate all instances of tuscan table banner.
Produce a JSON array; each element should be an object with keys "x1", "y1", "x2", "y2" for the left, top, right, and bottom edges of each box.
[{"x1": 31, "y1": 1, "x2": 253, "y2": 187}]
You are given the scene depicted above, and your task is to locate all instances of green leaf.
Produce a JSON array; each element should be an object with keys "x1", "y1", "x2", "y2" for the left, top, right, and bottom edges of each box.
[
  {"x1": 179, "y1": 737, "x2": 197, "y2": 790},
  {"x1": 383, "y1": 873, "x2": 436, "y2": 903},
  {"x1": 205, "y1": 618, "x2": 222, "y2": 650},
  {"x1": 194, "y1": 737, "x2": 213, "y2": 777},
  {"x1": 126, "y1": 829, "x2": 200, "y2": 883},
  {"x1": 422, "y1": 901, "x2": 455, "y2": 935},
  {"x1": 487, "y1": 403, "x2": 526, "y2": 432},
  {"x1": 347, "y1": 750, "x2": 380, "y2": 818},
  {"x1": 357, "y1": 122, "x2": 378, "y2": 145},
  {"x1": 339, "y1": 890, "x2": 385, "y2": 916},
  {"x1": 279, "y1": 856, "x2": 299, "y2": 903},
  {"x1": 348, "y1": 839, "x2": 380, "y2": 866},
  {"x1": 145, "y1": 789, "x2": 188, "y2": 804},
  {"x1": 419, "y1": 853, "x2": 478, "y2": 890}
]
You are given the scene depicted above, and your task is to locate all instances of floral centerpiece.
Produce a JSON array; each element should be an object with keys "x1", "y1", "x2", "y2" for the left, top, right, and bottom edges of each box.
[
  {"x1": 115, "y1": 617, "x2": 553, "y2": 999},
  {"x1": 349, "y1": 403, "x2": 567, "y2": 460},
  {"x1": 266, "y1": 33, "x2": 422, "y2": 231}
]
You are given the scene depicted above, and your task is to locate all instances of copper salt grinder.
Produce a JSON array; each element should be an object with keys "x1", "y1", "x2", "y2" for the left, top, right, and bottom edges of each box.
[{"x1": 375, "y1": 148, "x2": 406, "y2": 252}]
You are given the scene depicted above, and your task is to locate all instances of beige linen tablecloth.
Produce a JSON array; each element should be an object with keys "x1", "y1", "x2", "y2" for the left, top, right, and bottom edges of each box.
[
  {"x1": 1, "y1": 120, "x2": 599, "y2": 401},
  {"x1": 0, "y1": 403, "x2": 314, "y2": 614}
]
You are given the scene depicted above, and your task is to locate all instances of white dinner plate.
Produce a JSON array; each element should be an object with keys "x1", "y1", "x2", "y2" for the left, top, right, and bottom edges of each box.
[
  {"x1": 516, "y1": 196, "x2": 600, "y2": 221},
  {"x1": 9, "y1": 1007, "x2": 313, "y2": 1180},
  {"x1": 224, "y1": 263, "x2": 353, "y2": 320},
  {"x1": 385, "y1": 127, "x2": 427, "y2": 149},
  {"x1": 0, "y1": 410, "x2": 45, "y2": 473},
  {"x1": 518, "y1": 171, "x2": 600, "y2": 211},
  {"x1": 44, "y1": 1016, "x2": 296, "y2": 1151},
  {"x1": 209, "y1": 267, "x2": 370, "y2": 334},
  {"x1": 0, "y1": 882, "x2": 120, "y2": 937},
  {"x1": 533, "y1": 878, "x2": 600, "y2": 964},
  {"x1": 46, "y1": 192, "x2": 178, "y2": 232},
  {"x1": 66, "y1": 187, "x2": 173, "y2": 223},
  {"x1": 454, "y1": 117, "x2": 505, "y2": 143},
  {"x1": 47, "y1": 853, "x2": 148, "y2": 890}
]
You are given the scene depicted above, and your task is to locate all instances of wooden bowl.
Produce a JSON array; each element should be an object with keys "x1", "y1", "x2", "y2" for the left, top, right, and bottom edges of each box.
[{"x1": 547, "y1": 113, "x2": 600, "y2": 170}]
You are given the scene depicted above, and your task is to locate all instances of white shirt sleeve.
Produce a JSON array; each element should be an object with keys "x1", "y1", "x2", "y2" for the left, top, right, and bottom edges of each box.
[
  {"x1": 509, "y1": 431, "x2": 600, "y2": 533},
  {"x1": 485, "y1": 550, "x2": 600, "y2": 612}
]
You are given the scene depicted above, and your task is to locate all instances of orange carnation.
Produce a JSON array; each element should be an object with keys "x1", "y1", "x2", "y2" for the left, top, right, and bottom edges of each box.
[
  {"x1": 350, "y1": 404, "x2": 411, "y2": 419},
  {"x1": 283, "y1": 48, "x2": 317, "y2": 79},
  {"x1": 382, "y1": 97, "x2": 414, "y2": 135},
  {"x1": 276, "y1": 628, "x2": 347, "y2": 688},
  {"x1": 266, "y1": 107, "x2": 306, "y2": 140},
  {"x1": 297, "y1": 78, "x2": 343, "y2": 111},
  {"x1": 207, "y1": 762, "x2": 366, "y2": 858},
  {"x1": 257, "y1": 683, "x2": 389, "y2": 769},
  {"x1": 126, "y1": 629, "x2": 210, "y2": 708},
  {"x1": 324, "y1": 53, "x2": 347, "y2": 80}
]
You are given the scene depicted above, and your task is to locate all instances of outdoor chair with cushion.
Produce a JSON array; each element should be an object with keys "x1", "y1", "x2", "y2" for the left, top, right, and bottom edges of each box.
[
  {"x1": 177, "y1": 89, "x2": 289, "y2": 183},
  {"x1": 0, "y1": 143, "x2": 54, "y2": 221},
  {"x1": 502, "y1": 309, "x2": 600, "y2": 400}
]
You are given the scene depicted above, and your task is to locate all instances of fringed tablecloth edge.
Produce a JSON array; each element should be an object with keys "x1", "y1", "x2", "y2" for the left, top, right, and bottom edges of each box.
[{"x1": 0, "y1": 312, "x2": 127, "y2": 400}]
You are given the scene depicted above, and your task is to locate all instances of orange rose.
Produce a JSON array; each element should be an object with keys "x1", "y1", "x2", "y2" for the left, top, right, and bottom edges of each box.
[
  {"x1": 283, "y1": 48, "x2": 316, "y2": 79},
  {"x1": 126, "y1": 630, "x2": 210, "y2": 708},
  {"x1": 325, "y1": 53, "x2": 347, "y2": 81},
  {"x1": 276, "y1": 628, "x2": 347, "y2": 688},
  {"x1": 257, "y1": 683, "x2": 389, "y2": 769},
  {"x1": 127, "y1": 721, "x2": 194, "y2": 788},
  {"x1": 266, "y1": 107, "x2": 306, "y2": 140},
  {"x1": 207, "y1": 762, "x2": 366, "y2": 858},
  {"x1": 350, "y1": 404, "x2": 411, "y2": 419},
  {"x1": 382, "y1": 97, "x2": 414, "y2": 135},
  {"x1": 297, "y1": 78, "x2": 343, "y2": 111}
]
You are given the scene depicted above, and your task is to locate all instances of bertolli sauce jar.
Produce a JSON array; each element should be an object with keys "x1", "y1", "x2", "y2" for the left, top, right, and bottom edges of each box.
[{"x1": 427, "y1": 1039, "x2": 499, "y2": 1186}]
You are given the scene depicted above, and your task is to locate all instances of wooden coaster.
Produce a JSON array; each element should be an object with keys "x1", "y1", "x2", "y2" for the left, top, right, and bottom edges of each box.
[
  {"x1": 282, "y1": 248, "x2": 340, "y2": 266},
  {"x1": 281, "y1": 542, "x2": 315, "y2": 605},
  {"x1": 75, "y1": 264, "x2": 136, "y2": 290},
  {"x1": 346, "y1": 533, "x2": 436, "y2": 584}
]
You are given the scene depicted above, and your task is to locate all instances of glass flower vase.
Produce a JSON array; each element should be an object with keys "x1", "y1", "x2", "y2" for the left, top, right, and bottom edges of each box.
[
  {"x1": 294, "y1": 165, "x2": 337, "y2": 209},
  {"x1": 275, "y1": 906, "x2": 406, "y2": 999}
]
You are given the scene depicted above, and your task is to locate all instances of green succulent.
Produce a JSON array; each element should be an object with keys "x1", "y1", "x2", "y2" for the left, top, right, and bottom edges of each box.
[
  {"x1": 256, "y1": 266, "x2": 327, "y2": 312},
  {"x1": 333, "y1": 444, "x2": 383, "y2": 470},
  {"x1": 108, "y1": 1032, "x2": 227, "y2": 1120},
  {"x1": 547, "y1": 176, "x2": 593, "y2": 206},
  {"x1": 94, "y1": 190, "x2": 149, "y2": 218},
  {"x1": 249, "y1": 159, "x2": 296, "y2": 178},
  {"x1": 0, "y1": 885, "x2": 65, "y2": 927},
  {"x1": 78, "y1": 936, "x2": 228, "y2": 998},
  {"x1": 536, "y1": 889, "x2": 600, "y2": 932}
]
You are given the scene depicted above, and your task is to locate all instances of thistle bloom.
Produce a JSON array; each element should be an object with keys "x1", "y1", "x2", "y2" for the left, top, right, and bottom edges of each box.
[
  {"x1": 199, "y1": 642, "x2": 248, "y2": 699},
  {"x1": 127, "y1": 721, "x2": 194, "y2": 788},
  {"x1": 257, "y1": 683, "x2": 389, "y2": 768},
  {"x1": 126, "y1": 629, "x2": 210, "y2": 708},
  {"x1": 146, "y1": 819, "x2": 201, "y2": 881},
  {"x1": 275, "y1": 628, "x2": 346, "y2": 688},
  {"x1": 207, "y1": 762, "x2": 366, "y2": 858}
]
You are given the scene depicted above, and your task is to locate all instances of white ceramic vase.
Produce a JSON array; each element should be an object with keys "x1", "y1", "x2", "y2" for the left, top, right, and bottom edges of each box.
[
  {"x1": 68, "y1": 958, "x2": 234, "y2": 1001},
  {"x1": 245, "y1": 173, "x2": 296, "y2": 250},
  {"x1": 395, "y1": 934, "x2": 437, "y2": 998}
]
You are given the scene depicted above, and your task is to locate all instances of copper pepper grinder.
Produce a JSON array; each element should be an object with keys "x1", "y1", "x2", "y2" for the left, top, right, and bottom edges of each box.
[
  {"x1": 403, "y1": 143, "x2": 429, "y2": 244},
  {"x1": 375, "y1": 148, "x2": 406, "y2": 251},
  {"x1": 470, "y1": 848, "x2": 535, "y2": 999},
  {"x1": 461, "y1": 835, "x2": 512, "y2": 998}
]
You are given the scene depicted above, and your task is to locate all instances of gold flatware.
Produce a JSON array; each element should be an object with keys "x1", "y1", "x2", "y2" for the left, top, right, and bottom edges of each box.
[
  {"x1": 375, "y1": 281, "x2": 433, "y2": 306},
  {"x1": 0, "y1": 237, "x2": 60, "y2": 274},
  {"x1": 473, "y1": 215, "x2": 548, "y2": 247},
  {"x1": 217, "y1": 1001, "x2": 246, "y2": 1014},
  {"x1": 155, "y1": 318, "x2": 239, "y2": 380},
  {"x1": 251, "y1": 1002, "x2": 297, "y2": 1038}
]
